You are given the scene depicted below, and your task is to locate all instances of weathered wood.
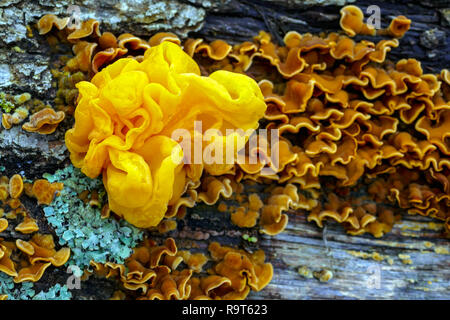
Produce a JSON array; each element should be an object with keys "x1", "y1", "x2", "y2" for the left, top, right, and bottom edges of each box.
[
  {"x1": 253, "y1": 213, "x2": 450, "y2": 299},
  {"x1": 193, "y1": 0, "x2": 449, "y2": 73},
  {"x1": 148, "y1": 199, "x2": 449, "y2": 300}
]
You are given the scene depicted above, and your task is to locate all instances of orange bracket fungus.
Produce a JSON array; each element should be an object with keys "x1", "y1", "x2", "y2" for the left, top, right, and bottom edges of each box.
[
  {"x1": 37, "y1": 14, "x2": 70, "y2": 35},
  {"x1": 0, "y1": 234, "x2": 70, "y2": 284},
  {"x1": 340, "y1": 5, "x2": 376, "y2": 37},
  {"x1": 8, "y1": 174, "x2": 23, "y2": 199},
  {"x1": 15, "y1": 216, "x2": 39, "y2": 234},
  {"x1": 67, "y1": 19, "x2": 101, "y2": 41},
  {"x1": 0, "y1": 218, "x2": 8, "y2": 232},
  {"x1": 22, "y1": 107, "x2": 65, "y2": 134},
  {"x1": 31, "y1": 179, "x2": 64, "y2": 205},
  {"x1": 386, "y1": 16, "x2": 411, "y2": 38},
  {"x1": 1, "y1": 107, "x2": 29, "y2": 130}
]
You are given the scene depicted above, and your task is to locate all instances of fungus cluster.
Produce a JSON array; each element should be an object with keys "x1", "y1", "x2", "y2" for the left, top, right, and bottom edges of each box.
[
  {"x1": 22, "y1": 108, "x2": 65, "y2": 135},
  {"x1": 340, "y1": 5, "x2": 411, "y2": 38},
  {"x1": 0, "y1": 174, "x2": 70, "y2": 285},
  {"x1": 63, "y1": 40, "x2": 266, "y2": 228},
  {"x1": 0, "y1": 174, "x2": 61, "y2": 230},
  {"x1": 89, "y1": 238, "x2": 272, "y2": 300},
  {"x1": 177, "y1": 13, "x2": 448, "y2": 237},
  {"x1": 0, "y1": 92, "x2": 65, "y2": 134},
  {"x1": 22, "y1": 4, "x2": 449, "y2": 300}
]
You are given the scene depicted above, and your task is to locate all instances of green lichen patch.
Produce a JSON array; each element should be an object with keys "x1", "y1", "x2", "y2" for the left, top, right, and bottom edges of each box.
[
  {"x1": 52, "y1": 70, "x2": 85, "y2": 107},
  {"x1": 242, "y1": 233, "x2": 258, "y2": 243},
  {"x1": 0, "y1": 92, "x2": 15, "y2": 113},
  {"x1": 43, "y1": 165, "x2": 144, "y2": 270}
]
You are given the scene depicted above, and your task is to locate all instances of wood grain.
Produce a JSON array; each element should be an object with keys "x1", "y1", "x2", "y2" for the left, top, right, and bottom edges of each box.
[{"x1": 251, "y1": 213, "x2": 450, "y2": 299}]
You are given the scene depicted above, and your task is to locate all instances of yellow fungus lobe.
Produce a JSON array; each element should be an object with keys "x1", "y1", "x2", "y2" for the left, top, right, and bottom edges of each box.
[{"x1": 65, "y1": 41, "x2": 266, "y2": 228}]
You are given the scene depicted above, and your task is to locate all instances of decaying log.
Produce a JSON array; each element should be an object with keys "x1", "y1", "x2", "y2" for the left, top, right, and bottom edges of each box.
[{"x1": 0, "y1": 0, "x2": 448, "y2": 300}]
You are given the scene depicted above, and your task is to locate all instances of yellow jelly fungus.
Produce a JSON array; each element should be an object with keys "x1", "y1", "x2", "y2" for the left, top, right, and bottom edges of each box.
[{"x1": 65, "y1": 41, "x2": 266, "y2": 228}]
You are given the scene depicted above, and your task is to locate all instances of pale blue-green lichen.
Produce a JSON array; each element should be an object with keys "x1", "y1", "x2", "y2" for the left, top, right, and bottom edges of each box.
[
  {"x1": 43, "y1": 165, "x2": 144, "y2": 270},
  {"x1": 0, "y1": 273, "x2": 72, "y2": 300},
  {"x1": 0, "y1": 273, "x2": 36, "y2": 300},
  {"x1": 32, "y1": 284, "x2": 72, "y2": 300}
]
